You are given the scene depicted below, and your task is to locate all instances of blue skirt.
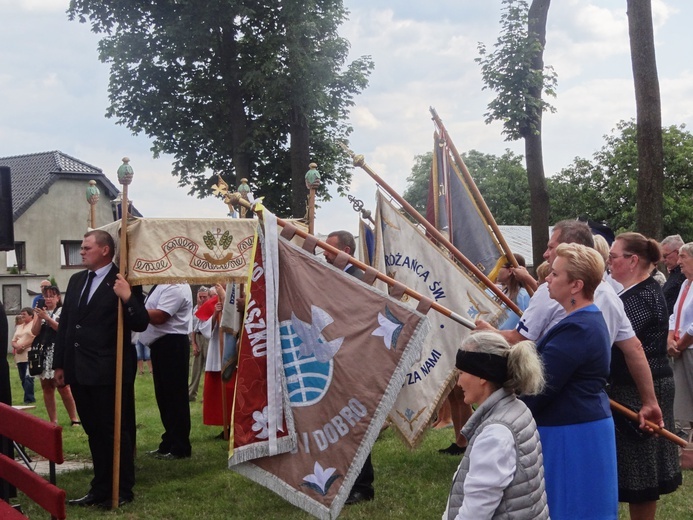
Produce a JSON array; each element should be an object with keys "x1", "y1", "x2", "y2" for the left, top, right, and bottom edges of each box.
[{"x1": 539, "y1": 418, "x2": 617, "y2": 520}]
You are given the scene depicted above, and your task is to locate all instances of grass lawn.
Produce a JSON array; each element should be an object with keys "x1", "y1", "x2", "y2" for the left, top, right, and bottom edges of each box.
[{"x1": 5, "y1": 354, "x2": 693, "y2": 519}]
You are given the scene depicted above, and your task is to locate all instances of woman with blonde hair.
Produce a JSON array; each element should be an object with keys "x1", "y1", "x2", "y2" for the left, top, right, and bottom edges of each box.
[
  {"x1": 523, "y1": 243, "x2": 618, "y2": 519},
  {"x1": 443, "y1": 331, "x2": 548, "y2": 520},
  {"x1": 11, "y1": 307, "x2": 36, "y2": 404}
]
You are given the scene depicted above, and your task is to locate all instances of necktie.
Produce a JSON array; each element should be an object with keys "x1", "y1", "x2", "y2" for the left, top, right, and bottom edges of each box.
[
  {"x1": 674, "y1": 280, "x2": 690, "y2": 341},
  {"x1": 79, "y1": 271, "x2": 96, "y2": 312}
]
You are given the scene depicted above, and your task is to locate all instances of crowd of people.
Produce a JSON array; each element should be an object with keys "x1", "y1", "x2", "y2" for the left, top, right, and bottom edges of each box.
[
  {"x1": 3, "y1": 221, "x2": 693, "y2": 518},
  {"x1": 449, "y1": 223, "x2": 687, "y2": 520}
]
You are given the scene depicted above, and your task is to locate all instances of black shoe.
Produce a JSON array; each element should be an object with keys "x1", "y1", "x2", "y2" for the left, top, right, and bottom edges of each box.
[
  {"x1": 147, "y1": 448, "x2": 169, "y2": 457},
  {"x1": 438, "y1": 442, "x2": 466, "y2": 455},
  {"x1": 68, "y1": 492, "x2": 106, "y2": 507},
  {"x1": 97, "y1": 496, "x2": 134, "y2": 510},
  {"x1": 345, "y1": 490, "x2": 374, "y2": 506},
  {"x1": 155, "y1": 452, "x2": 189, "y2": 460}
]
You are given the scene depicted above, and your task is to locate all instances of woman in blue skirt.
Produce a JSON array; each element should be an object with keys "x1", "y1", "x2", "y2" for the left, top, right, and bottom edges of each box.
[{"x1": 523, "y1": 243, "x2": 618, "y2": 520}]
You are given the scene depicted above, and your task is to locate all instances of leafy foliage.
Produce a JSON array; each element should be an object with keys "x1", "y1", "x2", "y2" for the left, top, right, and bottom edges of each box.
[
  {"x1": 402, "y1": 152, "x2": 432, "y2": 215},
  {"x1": 548, "y1": 120, "x2": 693, "y2": 239},
  {"x1": 403, "y1": 149, "x2": 530, "y2": 225},
  {"x1": 476, "y1": 0, "x2": 553, "y2": 268},
  {"x1": 67, "y1": 0, "x2": 373, "y2": 216},
  {"x1": 476, "y1": 0, "x2": 557, "y2": 141}
]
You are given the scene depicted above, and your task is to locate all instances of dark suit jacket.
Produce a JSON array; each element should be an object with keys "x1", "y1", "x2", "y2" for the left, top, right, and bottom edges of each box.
[
  {"x1": 346, "y1": 264, "x2": 364, "y2": 281},
  {"x1": 54, "y1": 264, "x2": 149, "y2": 386}
]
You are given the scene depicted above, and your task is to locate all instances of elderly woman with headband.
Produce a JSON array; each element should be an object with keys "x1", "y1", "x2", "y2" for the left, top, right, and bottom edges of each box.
[
  {"x1": 522, "y1": 242, "x2": 618, "y2": 519},
  {"x1": 442, "y1": 331, "x2": 548, "y2": 520}
]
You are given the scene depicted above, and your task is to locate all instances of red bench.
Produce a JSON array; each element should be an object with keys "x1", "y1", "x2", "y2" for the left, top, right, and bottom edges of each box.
[{"x1": 0, "y1": 402, "x2": 66, "y2": 520}]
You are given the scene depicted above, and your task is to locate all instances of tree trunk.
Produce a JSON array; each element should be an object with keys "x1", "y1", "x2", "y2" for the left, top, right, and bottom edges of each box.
[
  {"x1": 525, "y1": 0, "x2": 551, "y2": 268},
  {"x1": 220, "y1": 25, "x2": 252, "y2": 187},
  {"x1": 290, "y1": 106, "x2": 310, "y2": 218},
  {"x1": 627, "y1": 0, "x2": 664, "y2": 239}
]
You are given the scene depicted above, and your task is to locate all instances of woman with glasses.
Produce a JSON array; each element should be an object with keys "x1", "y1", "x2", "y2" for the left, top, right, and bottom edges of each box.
[
  {"x1": 607, "y1": 233, "x2": 680, "y2": 520},
  {"x1": 31, "y1": 286, "x2": 80, "y2": 425}
]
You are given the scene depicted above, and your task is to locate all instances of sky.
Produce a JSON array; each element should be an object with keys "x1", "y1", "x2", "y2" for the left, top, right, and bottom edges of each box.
[{"x1": 1, "y1": 0, "x2": 692, "y2": 237}]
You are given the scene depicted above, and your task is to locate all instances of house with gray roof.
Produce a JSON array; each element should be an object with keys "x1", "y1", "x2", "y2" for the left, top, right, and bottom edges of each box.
[{"x1": 0, "y1": 151, "x2": 139, "y2": 326}]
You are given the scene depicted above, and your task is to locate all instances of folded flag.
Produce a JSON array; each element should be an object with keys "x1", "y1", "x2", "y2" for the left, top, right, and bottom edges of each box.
[
  {"x1": 231, "y1": 216, "x2": 430, "y2": 520},
  {"x1": 374, "y1": 191, "x2": 506, "y2": 448}
]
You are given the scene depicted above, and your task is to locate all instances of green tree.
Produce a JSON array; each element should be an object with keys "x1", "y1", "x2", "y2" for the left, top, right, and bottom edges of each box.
[
  {"x1": 464, "y1": 149, "x2": 530, "y2": 225},
  {"x1": 477, "y1": 0, "x2": 555, "y2": 267},
  {"x1": 549, "y1": 121, "x2": 693, "y2": 239},
  {"x1": 68, "y1": 0, "x2": 373, "y2": 217},
  {"x1": 403, "y1": 149, "x2": 530, "y2": 225},
  {"x1": 403, "y1": 152, "x2": 432, "y2": 215}
]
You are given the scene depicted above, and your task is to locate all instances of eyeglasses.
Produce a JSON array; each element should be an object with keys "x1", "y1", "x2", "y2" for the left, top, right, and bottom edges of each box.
[
  {"x1": 662, "y1": 250, "x2": 678, "y2": 260},
  {"x1": 608, "y1": 253, "x2": 633, "y2": 260}
]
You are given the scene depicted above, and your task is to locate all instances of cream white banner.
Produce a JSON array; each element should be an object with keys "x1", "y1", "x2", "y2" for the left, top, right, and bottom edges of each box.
[
  {"x1": 100, "y1": 217, "x2": 257, "y2": 285},
  {"x1": 374, "y1": 192, "x2": 506, "y2": 448}
]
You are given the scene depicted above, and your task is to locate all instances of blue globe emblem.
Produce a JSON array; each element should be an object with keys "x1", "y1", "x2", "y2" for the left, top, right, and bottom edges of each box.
[{"x1": 280, "y1": 321, "x2": 334, "y2": 407}]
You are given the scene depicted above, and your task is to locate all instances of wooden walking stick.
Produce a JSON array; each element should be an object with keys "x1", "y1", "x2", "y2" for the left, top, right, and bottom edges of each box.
[
  {"x1": 610, "y1": 400, "x2": 686, "y2": 447},
  {"x1": 111, "y1": 157, "x2": 133, "y2": 509}
]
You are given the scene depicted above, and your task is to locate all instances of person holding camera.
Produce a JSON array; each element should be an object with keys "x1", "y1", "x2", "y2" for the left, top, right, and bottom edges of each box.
[
  {"x1": 32, "y1": 286, "x2": 80, "y2": 425},
  {"x1": 11, "y1": 307, "x2": 36, "y2": 404}
]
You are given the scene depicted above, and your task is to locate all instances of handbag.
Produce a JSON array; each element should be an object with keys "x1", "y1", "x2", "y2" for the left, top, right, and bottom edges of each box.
[
  {"x1": 28, "y1": 344, "x2": 46, "y2": 376},
  {"x1": 27, "y1": 327, "x2": 48, "y2": 376}
]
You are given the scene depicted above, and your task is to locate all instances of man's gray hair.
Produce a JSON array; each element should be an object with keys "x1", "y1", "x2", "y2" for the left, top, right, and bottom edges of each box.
[
  {"x1": 661, "y1": 234, "x2": 684, "y2": 249},
  {"x1": 197, "y1": 286, "x2": 209, "y2": 294}
]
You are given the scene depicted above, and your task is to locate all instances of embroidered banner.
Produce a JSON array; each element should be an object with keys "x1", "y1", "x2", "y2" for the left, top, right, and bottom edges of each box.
[
  {"x1": 229, "y1": 229, "x2": 296, "y2": 462},
  {"x1": 232, "y1": 232, "x2": 430, "y2": 520},
  {"x1": 99, "y1": 217, "x2": 257, "y2": 285},
  {"x1": 374, "y1": 191, "x2": 506, "y2": 448}
]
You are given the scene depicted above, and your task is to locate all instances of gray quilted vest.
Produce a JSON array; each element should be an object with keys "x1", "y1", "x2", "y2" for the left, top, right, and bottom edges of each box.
[{"x1": 445, "y1": 388, "x2": 549, "y2": 520}]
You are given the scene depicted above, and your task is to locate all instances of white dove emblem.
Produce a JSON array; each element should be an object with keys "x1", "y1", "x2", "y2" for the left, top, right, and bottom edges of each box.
[{"x1": 291, "y1": 306, "x2": 344, "y2": 363}]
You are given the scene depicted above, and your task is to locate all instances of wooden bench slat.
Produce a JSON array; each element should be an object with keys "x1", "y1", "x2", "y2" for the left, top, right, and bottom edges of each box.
[
  {"x1": 0, "y1": 454, "x2": 66, "y2": 519},
  {"x1": 0, "y1": 500, "x2": 27, "y2": 520},
  {"x1": 0, "y1": 403, "x2": 63, "y2": 463}
]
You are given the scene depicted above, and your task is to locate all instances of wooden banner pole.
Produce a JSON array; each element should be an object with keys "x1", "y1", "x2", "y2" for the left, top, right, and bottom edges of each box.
[
  {"x1": 430, "y1": 107, "x2": 534, "y2": 297},
  {"x1": 338, "y1": 145, "x2": 521, "y2": 316},
  {"x1": 111, "y1": 158, "x2": 133, "y2": 509}
]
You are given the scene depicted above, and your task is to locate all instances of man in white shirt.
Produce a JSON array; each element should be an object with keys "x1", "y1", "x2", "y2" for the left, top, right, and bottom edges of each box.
[
  {"x1": 477, "y1": 220, "x2": 663, "y2": 429},
  {"x1": 140, "y1": 284, "x2": 194, "y2": 459}
]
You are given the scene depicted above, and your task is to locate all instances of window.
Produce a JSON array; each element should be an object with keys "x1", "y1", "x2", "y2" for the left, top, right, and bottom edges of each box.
[
  {"x1": 6, "y1": 242, "x2": 25, "y2": 272},
  {"x1": 61, "y1": 241, "x2": 82, "y2": 268},
  {"x1": 2, "y1": 284, "x2": 21, "y2": 314}
]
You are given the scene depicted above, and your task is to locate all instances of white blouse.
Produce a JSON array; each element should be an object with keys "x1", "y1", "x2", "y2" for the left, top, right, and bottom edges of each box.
[
  {"x1": 442, "y1": 424, "x2": 517, "y2": 520},
  {"x1": 669, "y1": 279, "x2": 693, "y2": 345}
]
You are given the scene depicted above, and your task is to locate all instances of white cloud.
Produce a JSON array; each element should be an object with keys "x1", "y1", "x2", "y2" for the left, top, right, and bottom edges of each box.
[
  {"x1": 0, "y1": 0, "x2": 67, "y2": 12},
  {"x1": 1, "y1": 0, "x2": 692, "y2": 238}
]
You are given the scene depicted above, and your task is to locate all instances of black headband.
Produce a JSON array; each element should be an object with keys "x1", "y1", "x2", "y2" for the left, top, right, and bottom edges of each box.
[{"x1": 456, "y1": 350, "x2": 508, "y2": 385}]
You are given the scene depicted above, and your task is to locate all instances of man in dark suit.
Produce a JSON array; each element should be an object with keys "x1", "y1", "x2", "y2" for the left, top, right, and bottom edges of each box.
[
  {"x1": 324, "y1": 230, "x2": 374, "y2": 505},
  {"x1": 662, "y1": 234, "x2": 686, "y2": 316},
  {"x1": 54, "y1": 230, "x2": 149, "y2": 509}
]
